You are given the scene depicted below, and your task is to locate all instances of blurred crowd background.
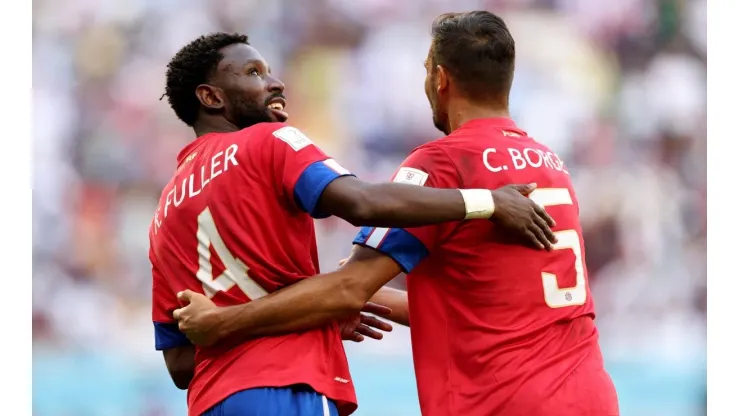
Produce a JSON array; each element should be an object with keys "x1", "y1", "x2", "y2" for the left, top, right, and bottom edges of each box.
[{"x1": 32, "y1": 0, "x2": 707, "y2": 415}]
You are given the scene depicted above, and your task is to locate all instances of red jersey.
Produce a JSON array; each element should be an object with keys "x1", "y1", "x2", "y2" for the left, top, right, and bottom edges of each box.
[
  {"x1": 150, "y1": 123, "x2": 358, "y2": 416},
  {"x1": 354, "y1": 118, "x2": 618, "y2": 416}
]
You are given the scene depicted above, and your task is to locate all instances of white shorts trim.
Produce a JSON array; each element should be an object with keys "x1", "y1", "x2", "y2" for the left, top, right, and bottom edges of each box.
[{"x1": 321, "y1": 395, "x2": 330, "y2": 416}]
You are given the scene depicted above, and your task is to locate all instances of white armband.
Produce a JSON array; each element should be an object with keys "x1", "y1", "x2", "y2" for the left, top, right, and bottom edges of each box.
[{"x1": 459, "y1": 189, "x2": 495, "y2": 219}]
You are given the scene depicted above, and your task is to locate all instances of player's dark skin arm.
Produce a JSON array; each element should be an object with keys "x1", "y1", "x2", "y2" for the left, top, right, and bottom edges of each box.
[
  {"x1": 173, "y1": 247, "x2": 404, "y2": 347},
  {"x1": 319, "y1": 176, "x2": 467, "y2": 228},
  {"x1": 162, "y1": 344, "x2": 195, "y2": 389},
  {"x1": 319, "y1": 178, "x2": 557, "y2": 249}
]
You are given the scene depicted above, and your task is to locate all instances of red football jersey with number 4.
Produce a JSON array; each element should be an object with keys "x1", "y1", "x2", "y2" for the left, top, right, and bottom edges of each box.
[
  {"x1": 150, "y1": 123, "x2": 358, "y2": 416},
  {"x1": 354, "y1": 118, "x2": 618, "y2": 416}
]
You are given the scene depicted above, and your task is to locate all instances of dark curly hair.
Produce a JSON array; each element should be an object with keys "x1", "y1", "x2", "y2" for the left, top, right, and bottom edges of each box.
[{"x1": 164, "y1": 32, "x2": 249, "y2": 126}]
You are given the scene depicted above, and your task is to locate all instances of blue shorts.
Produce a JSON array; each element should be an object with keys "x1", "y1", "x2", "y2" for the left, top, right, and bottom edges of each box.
[{"x1": 202, "y1": 385, "x2": 340, "y2": 416}]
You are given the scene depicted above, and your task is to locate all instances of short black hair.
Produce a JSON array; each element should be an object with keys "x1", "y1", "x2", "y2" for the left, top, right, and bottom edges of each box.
[
  {"x1": 164, "y1": 32, "x2": 249, "y2": 126},
  {"x1": 430, "y1": 11, "x2": 515, "y2": 101}
]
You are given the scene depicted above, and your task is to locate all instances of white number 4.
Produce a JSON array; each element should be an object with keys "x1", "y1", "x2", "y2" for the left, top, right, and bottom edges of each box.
[
  {"x1": 196, "y1": 207, "x2": 267, "y2": 300},
  {"x1": 529, "y1": 189, "x2": 587, "y2": 308}
]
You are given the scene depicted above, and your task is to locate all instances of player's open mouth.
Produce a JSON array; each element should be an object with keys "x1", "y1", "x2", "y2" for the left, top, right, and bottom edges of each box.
[{"x1": 267, "y1": 98, "x2": 288, "y2": 121}]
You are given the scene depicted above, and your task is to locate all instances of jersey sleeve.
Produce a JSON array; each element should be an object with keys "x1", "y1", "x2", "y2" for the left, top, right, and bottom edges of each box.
[
  {"x1": 268, "y1": 125, "x2": 355, "y2": 218},
  {"x1": 352, "y1": 146, "x2": 461, "y2": 273},
  {"x1": 150, "y1": 245, "x2": 190, "y2": 351}
]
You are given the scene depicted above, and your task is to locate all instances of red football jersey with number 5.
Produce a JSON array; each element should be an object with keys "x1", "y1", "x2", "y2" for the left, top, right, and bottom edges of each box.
[
  {"x1": 353, "y1": 118, "x2": 618, "y2": 416},
  {"x1": 150, "y1": 123, "x2": 358, "y2": 416}
]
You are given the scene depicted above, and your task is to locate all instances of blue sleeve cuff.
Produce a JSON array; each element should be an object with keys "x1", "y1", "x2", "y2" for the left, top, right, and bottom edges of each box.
[
  {"x1": 294, "y1": 160, "x2": 355, "y2": 218},
  {"x1": 352, "y1": 227, "x2": 429, "y2": 273},
  {"x1": 154, "y1": 322, "x2": 191, "y2": 351}
]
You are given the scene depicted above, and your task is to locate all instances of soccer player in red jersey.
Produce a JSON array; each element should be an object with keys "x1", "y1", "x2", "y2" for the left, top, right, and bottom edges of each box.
[
  {"x1": 173, "y1": 13, "x2": 620, "y2": 416},
  {"x1": 152, "y1": 32, "x2": 557, "y2": 416}
]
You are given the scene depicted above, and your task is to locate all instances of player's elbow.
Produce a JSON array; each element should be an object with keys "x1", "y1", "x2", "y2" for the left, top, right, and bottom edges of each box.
[
  {"x1": 170, "y1": 370, "x2": 193, "y2": 390},
  {"x1": 163, "y1": 346, "x2": 195, "y2": 390},
  {"x1": 166, "y1": 362, "x2": 194, "y2": 389}
]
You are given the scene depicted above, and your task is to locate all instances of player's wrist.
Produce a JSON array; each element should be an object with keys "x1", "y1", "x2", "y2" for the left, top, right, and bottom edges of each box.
[{"x1": 459, "y1": 189, "x2": 495, "y2": 219}]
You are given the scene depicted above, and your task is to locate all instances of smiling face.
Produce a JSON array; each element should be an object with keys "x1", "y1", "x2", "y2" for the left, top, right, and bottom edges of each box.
[{"x1": 197, "y1": 43, "x2": 289, "y2": 129}]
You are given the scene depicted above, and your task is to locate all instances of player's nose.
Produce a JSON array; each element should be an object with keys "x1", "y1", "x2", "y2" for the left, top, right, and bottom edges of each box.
[{"x1": 266, "y1": 75, "x2": 285, "y2": 93}]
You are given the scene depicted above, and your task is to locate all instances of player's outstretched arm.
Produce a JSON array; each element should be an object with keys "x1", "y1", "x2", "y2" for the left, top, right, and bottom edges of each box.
[
  {"x1": 271, "y1": 125, "x2": 554, "y2": 248},
  {"x1": 173, "y1": 247, "x2": 402, "y2": 347},
  {"x1": 319, "y1": 179, "x2": 557, "y2": 250}
]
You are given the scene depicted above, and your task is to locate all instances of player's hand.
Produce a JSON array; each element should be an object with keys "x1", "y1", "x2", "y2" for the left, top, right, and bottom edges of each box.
[
  {"x1": 338, "y1": 302, "x2": 394, "y2": 343},
  {"x1": 173, "y1": 290, "x2": 222, "y2": 347},
  {"x1": 490, "y1": 183, "x2": 558, "y2": 250}
]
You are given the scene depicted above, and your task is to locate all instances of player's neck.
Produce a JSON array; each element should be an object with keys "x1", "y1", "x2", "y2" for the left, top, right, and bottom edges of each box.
[
  {"x1": 447, "y1": 101, "x2": 510, "y2": 133},
  {"x1": 193, "y1": 117, "x2": 241, "y2": 137}
]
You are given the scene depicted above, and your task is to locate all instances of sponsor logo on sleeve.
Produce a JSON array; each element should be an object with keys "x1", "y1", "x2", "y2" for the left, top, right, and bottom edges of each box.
[
  {"x1": 393, "y1": 167, "x2": 429, "y2": 186},
  {"x1": 272, "y1": 126, "x2": 314, "y2": 151}
]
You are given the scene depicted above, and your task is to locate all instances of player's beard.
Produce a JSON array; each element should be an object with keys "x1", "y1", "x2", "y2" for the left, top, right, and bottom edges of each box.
[
  {"x1": 430, "y1": 99, "x2": 450, "y2": 136},
  {"x1": 427, "y1": 79, "x2": 450, "y2": 136},
  {"x1": 432, "y1": 108, "x2": 450, "y2": 136},
  {"x1": 226, "y1": 91, "x2": 274, "y2": 129}
]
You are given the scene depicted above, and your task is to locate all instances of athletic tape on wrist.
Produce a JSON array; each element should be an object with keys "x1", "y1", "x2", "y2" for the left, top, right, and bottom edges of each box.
[{"x1": 459, "y1": 189, "x2": 495, "y2": 219}]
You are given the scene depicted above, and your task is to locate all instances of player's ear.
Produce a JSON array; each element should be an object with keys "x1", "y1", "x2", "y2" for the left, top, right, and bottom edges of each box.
[
  {"x1": 195, "y1": 84, "x2": 225, "y2": 111},
  {"x1": 436, "y1": 65, "x2": 449, "y2": 94}
]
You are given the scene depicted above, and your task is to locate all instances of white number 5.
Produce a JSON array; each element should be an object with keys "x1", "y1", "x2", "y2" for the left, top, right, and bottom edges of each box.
[
  {"x1": 529, "y1": 189, "x2": 587, "y2": 308},
  {"x1": 196, "y1": 207, "x2": 267, "y2": 300}
]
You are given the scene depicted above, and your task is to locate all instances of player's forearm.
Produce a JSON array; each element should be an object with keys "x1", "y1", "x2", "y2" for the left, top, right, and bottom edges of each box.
[
  {"x1": 355, "y1": 183, "x2": 469, "y2": 227},
  {"x1": 320, "y1": 177, "x2": 476, "y2": 228},
  {"x1": 370, "y1": 286, "x2": 409, "y2": 327},
  {"x1": 213, "y1": 250, "x2": 398, "y2": 342},
  {"x1": 214, "y1": 271, "x2": 373, "y2": 342}
]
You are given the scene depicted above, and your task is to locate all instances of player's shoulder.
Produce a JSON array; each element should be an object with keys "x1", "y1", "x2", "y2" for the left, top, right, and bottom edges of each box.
[
  {"x1": 394, "y1": 139, "x2": 459, "y2": 185},
  {"x1": 239, "y1": 121, "x2": 288, "y2": 136},
  {"x1": 238, "y1": 122, "x2": 314, "y2": 150},
  {"x1": 406, "y1": 131, "x2": 486, "y2": 172},
  {"x1": 407, "y1": 137, "x2": 454, "y2": 161}
]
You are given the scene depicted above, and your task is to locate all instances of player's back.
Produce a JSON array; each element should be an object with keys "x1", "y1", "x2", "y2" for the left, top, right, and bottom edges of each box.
[
  {"x1": 149, "y1": 123, "x2": 356, "y2": 416},
  {"x1": 407, "y1": 119, "x2": 617, "y2": 416}
]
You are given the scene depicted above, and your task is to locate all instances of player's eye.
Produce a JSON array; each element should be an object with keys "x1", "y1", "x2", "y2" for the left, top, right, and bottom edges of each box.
[{"x1": 247, "y1": 68, "x2": 259, "y2": 76}]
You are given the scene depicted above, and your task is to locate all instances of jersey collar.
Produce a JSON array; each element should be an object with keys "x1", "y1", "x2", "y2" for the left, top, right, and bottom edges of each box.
[
  {"x1": 458, "y1": 117, "x2": 522, "y2": 132},
  {"x1": 176, "y1": 133, "x2": 216, "y2": 166}
]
